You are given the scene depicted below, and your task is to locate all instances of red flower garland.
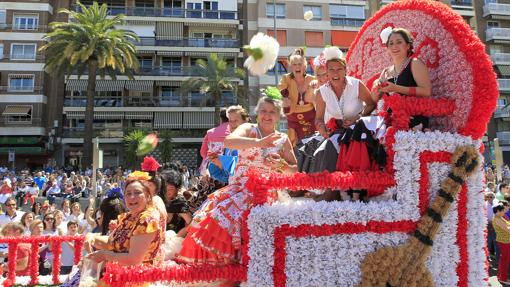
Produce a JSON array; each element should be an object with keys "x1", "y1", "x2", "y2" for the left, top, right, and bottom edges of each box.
[
  {"x1": 5, "y1": 242, "x2": 19, "y2": 287},
  {"x1": 52, "y1": 238, "x2": 62, "y2": 284},
  {"x1": 29, "y1": 242, "x2": 40, "y2": 286},
  {"x1": 456, "y1": 185, "x2": 469, "y2": 287},
  {"x1": 272, "y1": 221, "x2": 418, "y2": 287},
  {"x1": 418, "y1": 151, "x2": 451, "y2": 215},
  {"x1": 102, "y1": 263, "x2": 247, "y2": 287},
  {"x1": 73, "y1": 237, "x2": 84, "y2": 266},
  {"x1": 346, "y1": 0, "x2": 498, "y2": 140}
]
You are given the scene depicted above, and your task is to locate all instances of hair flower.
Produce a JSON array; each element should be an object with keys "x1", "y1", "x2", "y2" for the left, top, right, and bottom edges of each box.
[
  {"x1": 262, "y1": 86, "x2": 283, "y2": 101},
  {"x1": 380, "y1": 26, "x2": 393, "y2": 45},
  {"x1": 243, "y1": 32, "x2": 279, "y2": 76},
  {"x1": 127, "y1": 171, "x2": 152, "y2": 181},
  {"x1": 106, "y1": 187, "x2": 123, "y2": 200},
  {"x1": 323, "y1": 46, "x2": 343, "y2": 61},
  {"x1": 141, "y1": 156, "x2": 161, "y2": 172},
  {"x1": 312, "y1": 52, "x2": 327, "y2": 70}
]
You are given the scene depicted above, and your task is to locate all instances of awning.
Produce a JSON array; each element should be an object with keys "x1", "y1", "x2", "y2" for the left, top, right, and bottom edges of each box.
[
  {"x1": 65, "y1": 80, "x2": 88, "y2": 91},
  {"x1": 65, "y1": 111, "x2": 85, "y2": 119},
  {"x1": 498, "y1": 65, "x2": 510, "y2": 77},
  {"x1": 184, "y1": 51, "x2": 238, "y2": 57},
  {"x1": 156, "y1": 22, "x2": 183, "y2": 39},
  {"x1": 182, "y1": 111, "x2": 214, "y2": 128},
  {"x1": 137, "y1": 50, "x2": 156, "y2": 54},
  {"x1": 158, "y1": 51, "x2": 184, "y2": 56},
  {"x1": 96, "y1": 80, "x2": 125, "y2": 91},
  {"x1": 94, "y1": 111, "x2": 124, "y2": 120},
  {"x1": 2, "y1": 105, "x2": 31, "y2": 116},
  {"x1": 154, "y1": 112, "x2": 182, "y2": 128},
  {"x1": 126, "y1": 20, "x2": 155, "y2": 25},
  {"x1": 156, "y1": 80, "x2": 181, "y2": 86},
  {"x1": 125, "y1": 80, "x2": 153, "y2": 91},
  {"x1": 125, "y1": 111, "x2": 153, "y2": 120},
  {"x1": 186, "y1": 22, "x2": 237, "y2": 28},
  {"x1": 0, "y1": 147, "x2": 45, "y2": 155}
]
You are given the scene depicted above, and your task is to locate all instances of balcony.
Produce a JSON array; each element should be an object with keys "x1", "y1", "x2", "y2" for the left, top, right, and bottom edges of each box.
[
  {"x1": 494, "y1": 106, "x2": 510, "y2": 119},
  {"x1": 0, "y1": 118, "x2": 42, "y2": 127},
  {"x1": 0, "y1": 24, "x2": 48, "y2": 32},
  {"x1": 484, "y1": 3, "x2": 510, "y2": 19},
  {"x1": 497, "y1": 132, "x2": 510, "y2": 145},
  {"x1": 72, "y1": 5, "x2": 237, "y2": 20},
  {"x1": 75, "y1": 66, "x2": 202, "y2": 77},
  {"x1": 499, "y1": 79, "x2": 510, "y2": 92},
  {"x1": 330, "y1": 18, "x2": 364, "y2": 27},
  {"x1": 0, "y1": 86, "x2": 43, "y2": 94},
  {"x1": 137, "y1": 37, "x2": 240, "y2": 48},
  {"x1": 62, "y1": 127, "x2": 207, "y2": 138},
  {"x1": 486, "y1": 28, "x2": 510, "y2": 43},
  {"x1": 492, "y1": 53, "x2": 510, "y2": 65}
]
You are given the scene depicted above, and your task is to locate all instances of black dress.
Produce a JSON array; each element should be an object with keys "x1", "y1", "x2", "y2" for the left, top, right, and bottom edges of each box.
[
  {"x1": 387, "y1": 59, "x2": 429, "y2": 129},
  {"x1": 166, "y1": 196, "x2": 190, "y2": 233}
]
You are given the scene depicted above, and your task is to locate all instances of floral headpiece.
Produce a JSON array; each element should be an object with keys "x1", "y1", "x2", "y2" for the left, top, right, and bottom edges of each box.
[
  {"x1": 262, "y1": 86, "x2": 283, "y2": 101},
  {"x1": 141, "y1": 156, "x2": 161, "y2": 172},
  {"x1": 323, "y1": 46, "x2": 343, "y2": 61},
  {"x1": 312, "y1": 52, "x2": 327, "y2": 70},
  {"x1": 106, "y1": 187, "x2": 123, "y2": 200},
  {"x1": 380, "y1": 26, "x2": 394, "y2": 45},
  {"x1": 243, "y1": 33, "x2": 280, "y2": 76},
  {"x1": 127, "y1": 171, "x2": 152, "y2": 182}
]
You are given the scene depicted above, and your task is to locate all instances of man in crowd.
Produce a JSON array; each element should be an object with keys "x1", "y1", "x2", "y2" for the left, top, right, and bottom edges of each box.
[
  {"x1": 0, "y1": 198, "x2": 24, "y2": 226},
  {"x1": 34, "y1": 172, "x2": 47, "y2": 191}
]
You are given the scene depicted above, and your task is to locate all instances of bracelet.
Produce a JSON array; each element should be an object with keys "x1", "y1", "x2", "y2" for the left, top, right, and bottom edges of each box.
[
  {"x1": 278, "y1": 158, "x2": 288, "y2": 171},
  {"x1": 409, "y1": 87, "x2": 417, "y2": 97}
]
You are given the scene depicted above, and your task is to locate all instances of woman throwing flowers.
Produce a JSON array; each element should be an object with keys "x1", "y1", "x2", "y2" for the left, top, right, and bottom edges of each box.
[
  {"x1": 373, "y1": 27, "x2": 432, "y2": 130},
  {"x1": 176, "y1": 91, "x2": 297, "y2": 268}
]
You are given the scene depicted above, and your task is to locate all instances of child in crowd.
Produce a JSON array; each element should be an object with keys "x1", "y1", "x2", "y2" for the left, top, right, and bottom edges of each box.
[{"x1": 60, "y1": 221, "x2": 78, "y2": 274}]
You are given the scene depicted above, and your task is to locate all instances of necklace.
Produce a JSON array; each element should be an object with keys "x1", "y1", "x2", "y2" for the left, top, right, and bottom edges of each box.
[
  {"x1": 333, "y1": 79, "x2": 347, "y2": 118},
  {"x1": 392, "y1": 57, "x2": 411, "y2": 84},
  {"x1": 298, "y1": 91, "x2": 305, "y2": 106}
]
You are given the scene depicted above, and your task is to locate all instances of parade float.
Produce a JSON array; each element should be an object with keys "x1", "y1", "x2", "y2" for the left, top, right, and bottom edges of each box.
[{"x1": 0, "y1": 0, "x2": 497, "y2": 286}]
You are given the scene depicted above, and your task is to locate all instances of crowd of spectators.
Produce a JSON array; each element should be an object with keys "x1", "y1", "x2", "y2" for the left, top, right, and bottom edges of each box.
[{"x1": 0, "y1": 162, "x2": 223, "y2": 276}]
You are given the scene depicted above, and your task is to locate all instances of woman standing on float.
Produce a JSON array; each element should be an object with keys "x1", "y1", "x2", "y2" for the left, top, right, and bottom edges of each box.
[
  {"x1": 176, "y1": 93, "x2": 297, "y2": 267},
  {"x1": 373, "y1": 27, "x2": 432, "y2": 130},
  {"x1": 278, "y1": 48, "x2": 316, "y2": 146}
]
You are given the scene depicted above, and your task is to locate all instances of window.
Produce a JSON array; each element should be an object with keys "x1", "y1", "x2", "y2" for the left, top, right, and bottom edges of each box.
[
  {"x1": 267, "y1": 61, "x2": 287, "y2": 75},
  {"x1": 187, "y1": 3, "x2": 202, "y2": 18},
  {"x1": 267, "y1": 29, "x2": 287, "y2": 46},
  {"x1": 10, "y1": 44, "x2": 36, "y2": 60},
  {"x1": 266, "y1": 3, "x2": 285, "y2": 18},
  {"x1": 498, "y1": 98, "x2": 507, "y2": 107},
  {"x1": 0, "y1": 10, "x2": 5, "y2": 28},
  {"x1": 138, "y1": 56, "x2": 153, "y2": 72},
  {"x1": 190, "y1": 57, "x2": 207, "y2": 66},
  {"x1": 490, "y1": 45, "x2": 503, "y2": 55},
  {"x1": 190, "y1": 90, "x2": 203, "y2": 106},
  {"x1": 221, "y1": 91, "x2": 235, "y2": 106},
  {"x1": 4, "y1": 105, "x2": 32, "y2": 124},
  {"x1": 305, "y1": 31, "x2": 324, "y2": 47},
  {"x1": 160, "y1": 86, "x2": 181, "y2": 106},
  {"x1": 0, "y1": 44, "x2": 3, "y2": 60},
  {"x1": 8, "y1": 74, "x2": 34, "y2": 91},
  {"x1": 303, "y1": 6, "x2": 322, "y2": 20},
  {"x1": 488, "y1": 21, "x2": 500, "y2": 29},
  {"x1": 13, "y1": 14, "x2": 39, "y2": 30},
  {"x1": 135, "y1": 0, "x2": 154, "y2": 7},
  {"x1": 329, "y1": 4, "x2": 365, "y2": 27},
  {"x1": 164, "y1": 0, "x2": 182, "y2": 8}
]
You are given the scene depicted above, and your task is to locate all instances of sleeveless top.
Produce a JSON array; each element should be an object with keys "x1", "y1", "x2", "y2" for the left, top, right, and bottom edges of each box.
[
  {"x1": 320, "y1": 76, "x2": 364, "y2": 123},
  {"x1": 278, "y1": 74, "x2": 315, "y2": 114},
  {"x1": 493, "y1": 217, "x2": 510, "y2": 244},
  {"x1": 385, "y1": 58, "x2": 429, "y2": 129}
]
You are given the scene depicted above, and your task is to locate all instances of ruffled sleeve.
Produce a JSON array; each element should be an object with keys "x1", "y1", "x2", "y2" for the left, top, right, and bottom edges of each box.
[{"x1": 132, "y1": 208, "x2": 161, "y2": 236}]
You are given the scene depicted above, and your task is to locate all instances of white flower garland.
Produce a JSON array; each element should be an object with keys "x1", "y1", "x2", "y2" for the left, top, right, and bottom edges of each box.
[{"x1": 246, "y1": 131, "x2": 485, "y2": 287}]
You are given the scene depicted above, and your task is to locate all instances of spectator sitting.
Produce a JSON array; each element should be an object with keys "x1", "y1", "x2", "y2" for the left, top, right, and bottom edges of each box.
[
  {"x1": 60, "y1": 220, "x2": 78, "y2": 275},
  {"x1": 0, "y1": 222, "x2": 31, "y2": 276},
  {"x1": 25, "y1": 182, "x2": 39, "y2": 206},
  {"x1": 0, "y1": 179, "x2": 12, "y2": 205},
  {"x1": 68, "y1": 202, "x2": 83, "y2": 222},
  {"x1": 46, "y1": 181, "x2": 61, "y2": 205},
  {"x1": 33, "y1": 172, "x2": 47, "y2": 191},
  {"x1": 61, "y1": 199, "x2": 71, "y2": 220},
  {"x1": 32, "y1": 202, "x2": 42, "y2": 220},
  {"x1": 20, "y1": 212, "x2": 34, "y2": 235},
  {"x1": 14, "y1": 181, "x2": 29, "y2": 207},
  {"x1": 54, "y1": 210, "x2": 67, "y2": 235},
  {"x1": 0, "y1": 198, "x2": 24, "y2": 226}
]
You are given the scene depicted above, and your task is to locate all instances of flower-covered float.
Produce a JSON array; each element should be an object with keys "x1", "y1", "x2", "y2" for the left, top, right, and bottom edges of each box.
[{"x1": 0, "y1": 0, "x2": 497, "y2": 286}]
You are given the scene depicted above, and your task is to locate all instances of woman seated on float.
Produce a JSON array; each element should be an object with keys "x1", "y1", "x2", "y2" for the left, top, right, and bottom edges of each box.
[
  {"x1": 175, "y1": 93, "x2": 297, "y2": 272},
  {"x1": 278, "y1": 48, "x2": 316, "y2": 147},
  {"x1": 85, "y1": 171, "x2": 163, "y2": 267},
  {"x1": 372, "y1": 27, "x2": 432, "y2": 131}
]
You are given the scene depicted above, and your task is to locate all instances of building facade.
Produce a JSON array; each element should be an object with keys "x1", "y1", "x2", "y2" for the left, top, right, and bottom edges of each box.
[
  {"x1": 0, "y1": 0, "x2": 67, "y2": 169},
  {"x1": 59, "y1": 0, "x2": 242, "y2": 168}
]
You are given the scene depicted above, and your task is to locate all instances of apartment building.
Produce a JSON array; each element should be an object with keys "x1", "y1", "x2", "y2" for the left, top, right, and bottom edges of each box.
[
  {"x1": 0, "y1": 0, "x2": 67, "y2": 169},
  {"x1": 60, "y1": 0, "x2": 242, "y2": 168}
]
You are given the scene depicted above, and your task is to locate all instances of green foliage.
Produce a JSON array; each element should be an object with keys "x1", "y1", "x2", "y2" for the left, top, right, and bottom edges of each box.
[
  {"x1": 40, "y1": 1, "x2": 140, "y2": 79},
  {"x1": 179, "y1": 53, "x2": 245, "y2": 124},
  {"x1": 123, "y1": 129, "x2": 147, "y2": 168},
  {"x1": 159, "y1": 130, "x2": 175, "y2": 164}
]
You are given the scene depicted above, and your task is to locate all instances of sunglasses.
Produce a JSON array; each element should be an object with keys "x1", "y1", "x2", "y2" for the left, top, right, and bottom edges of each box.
[
  {"x1": 45, "y1": 218, "x2": 54, "y2": 221},
  {"x1": 5, "y1": 204, "x2": 15, "y2": 207}
]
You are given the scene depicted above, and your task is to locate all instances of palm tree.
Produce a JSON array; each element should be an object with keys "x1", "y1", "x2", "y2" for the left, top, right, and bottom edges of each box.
[
  {"x1": 40, "y1": 1, "x2": 139, "y2": 167},
  {"x1": 123, "y1": 129, "x2": 146, "y2": 169},
  {"x1": 158, "y1": 130, "x2": 175, "y2": 164},
  {"x1": 179, "y1": 53, "x2": 245, "y2": 124}
]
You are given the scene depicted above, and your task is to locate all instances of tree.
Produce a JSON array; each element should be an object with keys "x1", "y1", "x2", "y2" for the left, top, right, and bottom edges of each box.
[
  {"x1": 123, "y1": 129, "x2": 146, "y2": 169},
  {"x1": 159, "y1": 130, "x2": 175, "y2": 165},
  {"x1": 40, "y1": 1, "x2": 139, "y2": 167},
  {"x1": 179, "y1": 53, "x2": 245, "y2": 124}
]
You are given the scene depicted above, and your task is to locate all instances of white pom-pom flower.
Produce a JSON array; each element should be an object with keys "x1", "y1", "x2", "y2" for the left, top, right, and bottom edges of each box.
[
  {"x1": 323, "y1": 46, "x2": 343, "y2": 61},
  {"x1": 380, "y1": 26, "x2": 393, "y2": 45},
  {"x1": 243, "y1": 32, "x2": 280, "y2": 76},
  {"x1": 304, "y1": 10, "x2": 314, "y2": 21}
]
